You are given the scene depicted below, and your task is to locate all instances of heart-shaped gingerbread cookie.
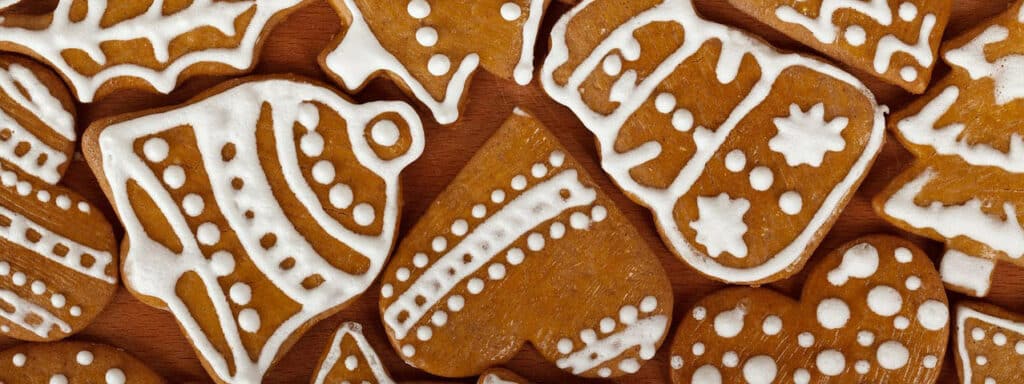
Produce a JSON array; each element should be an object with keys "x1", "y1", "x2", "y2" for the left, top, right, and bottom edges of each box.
[
  {"x1": 0, "y1": 341, "x2": 164, "y2": 383},
  {"x1": 954, "y1": 302, "x2": 1024, "y2": 384},
  {"x1": 378, "y1": 109, "x2": 673, "y2": 378},
  {"x1": 669, "y1": 235, "x2": 949, "y2": 383},
  {"x1": 541, "y1": 0, "x2": 886, "y2": 285}
]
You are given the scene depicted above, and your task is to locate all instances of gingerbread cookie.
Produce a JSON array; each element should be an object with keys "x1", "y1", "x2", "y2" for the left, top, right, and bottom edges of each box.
[
  {"x1": 873, "y1": 0, "x2": 1024, "y2": 297},
  {"x1": 0, "y1": 0, "x2": 311, "y2": 102},
  {"x1": 726, "y1": 0, "x2": 951, "y2": 93},
  {"x1": 541, "y1": 0, "x2": 886, "y2": 284},
  {"x1": 954, "y1": 302, "x2": 1024, "y2": 384},
  {"x1": 313, "y1": 322, "x2": 531, "y2": 384},
  {"x1": 0, "y1": 54, "x2": 119, "y2": 342},
  {"x1": 320, "y1": 0, "x2": 551, "y2": 124},
  {"x1": 379, "y1": 109, "x2": 672, "y2": 378},
  {"x1": 669, "y1": 235, "x2": 949, "y2": 383},
  {"x1": 0, "y1": 341, "x2": 164, "y2": 383},
  {"x1": 83, "y1": 75, "x2": 425, "y2": 383}
]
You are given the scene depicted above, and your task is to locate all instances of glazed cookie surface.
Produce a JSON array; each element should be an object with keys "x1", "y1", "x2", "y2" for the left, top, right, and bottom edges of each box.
[
  {"x1": 379, "y1": 109, "x2": 673, "y2": 378},
  {"x1": 541, "y1": 0, "x2": 886, "y2": 284},
  {"x1": 954, "y1": 302, "x2": 1024, "y2": 384},
  {"x1": 726, "y1": 0, "x2": 951, "y2": 93},
  {"x1": 0, "y1": 54, "x2": 119, "y2": 341},
  {"x1": 0, "y1": 341, "x2": 164, "y2": 384},
  {"x1": 0, "y1": 0, "x2": 311, "y2": 102},
  {"x1": 669, "y1": 235, "x2": 949, "y2": 383},
  {"x1": 320, "y1": 0, "x2": 551, "y2": 124},
  {"x1": 873, "y1": 0, "x2": 1024, "y2": 297},
  {"x1": 83, "y1": 75, "x2": 424, "y2": 383}
]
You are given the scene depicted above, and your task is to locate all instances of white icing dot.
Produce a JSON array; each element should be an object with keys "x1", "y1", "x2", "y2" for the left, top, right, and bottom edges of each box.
[
  {"x1": 298, "y1": 103, "x2": 320, "y2": 129},
  {"x1": 672, "y1": 109, "x2": 694, "y2": 132},
  {"x1": 30, "y1": 280, "x2": 45, "y2": 295},
  {"x1": 143, "y1": 138, "x2": 169, "y2": 162},
  {"x1": 415, "y1": 27, "x2": 438, "y2": 47},
  {"x1": 894, "y1": 316, "x2": 910, "y2": 329},
  {"x1": 344, "y1": 355, "x2": 359, "y2": 371},
  {"x1": 467, "y1": 278, "x2": 484, "y2": 294},
  {"x1": 603, "y1": 54, "x2": 622, "y2": 76},
  {"x1": 916, "y1": 300, "x2": 949, "y2": 331},
  {"x1": 600, "y1": 317, "x2": 616, "y2": 333},
  {"x1": 693, "y1": 306, "x2": 707, "y2": 320},
  {"x1": 413, "y1": 253, "x2": 429, "y2": 268},
  {"x1": 857, "y1": 330, "x2": 875, "y2": 346},
  {"x1": 472, "y1": 204, "x2": 487, "y2": 218},
  {"x1": 549, "y1": 151, "x2": 565, "y2": 167},
  {"x1": 985, "y1": 377, "x2": 996, "y2": 384},
  {"x1": 431, "y1": 311, "x2": 447, "y2": 326},
  {"x1": 905, "y1": 276, "x2": 921, "y2": 290},
  {"x1": 900, "y1": 67, "x2": 919, "y2": 82},
  {"x1": 692, "y1": 365, "x2": 721, "y2": 383},
  {"x1": 793, "y1": 369, "x2": 810, "y2": 384},
  {"x1": 15, "y1": 181, "x2": 30, "y2": 197},
  {"x1": 49, "y1": 375, "x2": 68, "y2": 384},
  {"x1": 76, "y1": 350, "x2": 93, "y2": 365},
  {"x1": 70, "y1": 306, "x2": 82, "y2": 317},
  {"x1": 580, "y1": 329, "x2": 597, "y2": 344},
  {"x1": 598, "y1": 368, "x2": 612, "y2": 378},
  {"x1": 899, "y1": 2, "x2": 919, "y2": 21},
  {"x1": 725, "y1": 150, "x2": 747, "y2": 173},
  {"x1": 491, "y1": 189, "x2": 506, "y2": 203},
  {"x1": 798, "y1": 332, "x2": 815, "y2": 347},
  {"x1": 894, "y1": 247, "x2": 913, "y2": 263},
  {"x1": 557, "y1": 338, "x2": 574, "y2": 354},
  {"x1": 671, "y1": 355, "x2": 684, "y2": 370},
  {"x1": 238, "y1": 308, "x2": 261, "y2": 332},
  {"x1": 451, "y1": 219, "x2": 469, "y2": 236},
  {"x1": 655, "y1": 92, "x2": 676, "y2": 113},
  {"x1": 923, "y1": 355, "x2": 938, "y2": 368},
  {"x1": 447, "y1": 295, "x2": 465, "y2": 311},
  {"x1": 510, "y1": 175, "x2": 527, "y2": 190},
  {"x1": 196, "y1": 222, "x2": 221, "y2": 245},
  {"x1": 229, "y1": 282, "x2": 252, "y2": 305},
  {"x1": 402, "y1": 344, "x2": 416, "y2": 357},
  {"x1": 722, "y1": 351, "x2": 738, "y2": 367},
  {"x1": 816, "y1": 349, "x2": 846, "y2": 376},
  {"x1": 50, "y1": 294, "x2": 65, "y2": 308},
  {"x1": 105, "y1": 368, "x2": 126, "y2": 384},
  {"x1": 828, "y1": 243, "x2": 879, "y2": 286},
  {"x1": 1017, "y1": 341, "x2": 1024, "y2": 354},
  {"x1": 817, "y1": 298, "x2": 850, "y2": 329},
  {"x1": 844, "y1": 25, "x2": 867, "y2": 46},
  {"x1": 488, "y1": 263, "x2": 506, "y2": 280},
  {"x1": 640, "y1": 296, "x2": 658, "y2": 313},
  {"x1": 500, "y1": 2, "x2": 522, "y2": 21},
  {"x1": 0, "y1": 262, "x2": 8, "y2": 275},
  {"x1": 762, "y1": 315, "x2": 782, "y2": 335},
  {"x1": 877, "y1": 340, "x2": 909, "y2": 370},
  {"x1": 994, "y1": 332, "x2": 1008, "y2": 346},
  {"x1": 329, "y1": 184, "x2": 353, "y2": 209},
  {"x1": 749, "y1": 166, "x2": 774, "y2": 191},
  {"x1": 12, "y1": 272, "x2": 26, "y2": 286},
  {"x1": 77, "y1": 202, "x2": 90, "y2": 213},
  {"x1": 182, "y1": 194, "x2": 205, "y2": 217},
  {"x1": 854, "y1": 360, "x2": 870, "y2": 374},
  {"x1": 407, "y1": 0, "x2": 430, "y2": 18},
  {"x1": 779, "y1": 191, "x2": 803, "y2": 215},
  {"x1": 531, "y1": 163, "x2": 547, "y2": 178},
  {"x1": 549, "y1": 222, "x2": 566, "y2": 239},
  {"x1": 162, "y1": 165, "x2": 186, "y2": 189},
  {"x1": 506, "y1": 248, "x2": 524, "y2": 265},
  {"x1": 713, "y1": 306, "x2": 745, "y2": 338},
  {"x1": 12, "y1": 352, "x2": 26, "y2": 366},
  {"x1": 977, "y1": 355, "x2": 988, "y2": 365},
  {"x1": 591, "y1": 206, "x2": 607, "y2": 222},
  {"x1": 312, "y1": 160, "x2": 336, "y2": 184},
  {"x1": 569, "y1": 212, "x2": 590, "y2": 229},
  {"x1": 210, "y1": 251, "x2": 235, "y2": 276},
  {"x1": 300, "y1": 132, "x2": 324, "y2": 157},
  {"x1": 353, "y1": 203, "x2": 376, "y2": 226},
  {"x1": 973, "y1": 327, "x2": 985, "y2": 341},
  {"x1": 428, "y1": 54, "x2": 451, "y2": 76},
  {"x1": 867, "y1": 285, "x2": 903, "y2": 316},
  {"x1": 742, "y1": 355, "x2": 777, "y2": 384},
  {"x1": 396, "y1": 267, "x2": 410, "y2": 282},
  {"x1": 620, "y1": 305, "x2": 639, "y2": 325},
  {"x1": 381, "y1": 283, "x2": 393, "y2": 298},
  {"x1": 527, "y1": 232, "x2": 545, "y2": 251},
  {"x1": 36, "y1": 190, "x2": 50, "y2": 202},
  {"x1": 417, "y1": 325, "x2": 433, "y2": 341},
  {"x1": 692, "y1": 342, "x2": 705, "y2": 356},
  {"x1": 55, "y1": 195, "x2": 71, "y2": 209},
  {"x1": 371, "y1": 120, "x2": 400, "y2": 146}
]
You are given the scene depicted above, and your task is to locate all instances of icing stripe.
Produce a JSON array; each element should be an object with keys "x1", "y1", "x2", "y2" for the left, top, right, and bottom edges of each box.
[
  {"x1": 384, "y1": 169, "x2": 597, "y2": 339},
  {"x1": 0, "y1": 205, "x2": 115, "y2": 284},
  {"x1": 513, "y1": 0, "x2": 547, "y2": 85},
  {"x1": 775, "y1": 0, "x2": 893, "y2": 44},
  {"x1": 0, "y1": 63, "x2": 75, "y2": 141},
  {"x1": 940, "y1": 249, "x2": 994, "y2": 297},
  {"x1": 313, "y1": 322, "x2": 395, "y2": 384},
  {"x1": 956, "y1": 305, "x2": 1024, "y2": 383},
  {"x1": 0, "y1": 289, "x2": 71, "y2": 338},
  {"x1": 555, "y1": 315, "x2": 668, "y2": 374},
  {"x1": 0, "y1": 109, "x2": 68, "y2": 184}
]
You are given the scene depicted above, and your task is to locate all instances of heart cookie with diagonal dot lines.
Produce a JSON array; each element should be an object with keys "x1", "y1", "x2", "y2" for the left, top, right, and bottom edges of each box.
[
  {"x1": 378, "y1": 109, "x2": 673, "y2": 379},
  {"x1": 669, "y1": 235, "x2": 949, "y2": 383},
  {"x1": 0, "y1": 341, "x2": 165, "y2": 384}
]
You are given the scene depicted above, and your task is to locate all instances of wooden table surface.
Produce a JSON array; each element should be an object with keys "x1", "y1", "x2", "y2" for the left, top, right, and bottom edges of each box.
[{"x1": 1, "y1": 1, "x2": 1021, "y2": 383}]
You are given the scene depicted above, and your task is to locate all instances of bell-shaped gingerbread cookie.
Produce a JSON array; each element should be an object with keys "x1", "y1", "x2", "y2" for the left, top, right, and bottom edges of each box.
[
  {"x1": 541, "y1": 0, "x2": 886, "y2": 285},
  {"x1": 0, "y1": 341, "x2": 165, "y2": 383},
  {"x1": 313, "y1": 322, "x2": 531, "y2": 384},
  {"x1": 320, "y1": 0, "x2": 551, "y2": 124},
  {"x1": 83, "y1": 75, "x2": 425, "y2": 384},
  {"x1": 874, "y1": 0, "x2": 1024, "y2": 298},
  {"x1": 0, "y1": 0, "x2": 311, "y2": 102},
  {"x1": 378, "y1": 109, "x2": 673, "y2": 379},
  {"x1": 669, "y1": 235, "x2": 950, "y2": 383},
  {"x1": 0, "y1": 55, "x2": 119, "y2": 342},
  {"x1": 954, "y1": 302, "x2": 1024, "y2": 384},
  {"x1": 725, "y1": 0, "x2": 951, "y2": 93}
]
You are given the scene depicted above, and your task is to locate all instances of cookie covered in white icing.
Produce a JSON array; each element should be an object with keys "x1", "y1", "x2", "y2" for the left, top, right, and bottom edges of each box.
[
  {"x1": 319, "y1": 0, "x2": 551, "y2": 124},
  {"x1": 542, "y1": 0, "x2": 886, "y2": 284},
  {"x1": 874, "y1": 0, "x2": 1024, "y2": 298},
  {"x1": 669, "y1": 235, "x2": 949, "y2": 383},
  {"x1": 82, "y1": 75, "x2": 424, "y2": 384},
  {"x1": 378, "y1": 109, "x2": 673, "y2": 378},
  {"x1": 0, "y1": 341, "x2": 164, "y2": 384}
]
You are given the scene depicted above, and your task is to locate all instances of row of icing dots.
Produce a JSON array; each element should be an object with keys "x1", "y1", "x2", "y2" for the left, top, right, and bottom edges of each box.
[
  {"x1": 0, "y1": 109, "x2": 70, "y2": 185},
  {"x1": 0, "y1": 165, "x2": 89, "y2": 213},
  {"x1": 0, "y1": 259, "x2": 80, "y2": 337},
  {"x1": 554, "y1": 296, "x2": 666, "y2": 377},
  {"x1": 8, "y1": 349, "x2": 127, "y2": 384}
]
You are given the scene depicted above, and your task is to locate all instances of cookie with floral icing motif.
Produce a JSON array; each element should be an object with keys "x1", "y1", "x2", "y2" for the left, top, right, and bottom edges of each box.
[
  {"x1": 0, "y1": 341, "x2": 165, "y2": 384},
  {"x1": 313, "y1": 322, "x2": 531, "y2": 384},
  {"x1": 873, "y1": 0, "x2": 1024, "y2": 298},
  {"x1": 319, "y1": 0, "x2": 551, "y2": 124},
  {"x1": 0, "y1": 54, "x2": 120, "y2": 342},
  {"x1": 0, "y1": 0, "x2": 311, "y2": 102},
  {"x1": 726, "y1": 0, "x2": 951, "y2": 93},
  {"x1": 541, "y1": 0, "x2": 886, "y2": 285},
  {"x1": 954, "y1": 302, "x2": 1024, "y2": 384},
  {"x1": 379, "y1": 109, "x2": 672, "y2": 378},
  {"x1": 82, "y1": 75, "x2": 424, "y2": 384},
  {"x1": 669, "y1": 235, "x2": 949, "y2": 383}
]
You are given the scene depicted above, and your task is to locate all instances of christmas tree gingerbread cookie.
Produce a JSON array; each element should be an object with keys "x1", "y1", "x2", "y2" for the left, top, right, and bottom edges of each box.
[
  {"x1": 0, "y1": 0, "x2": 311, "y2": 102},
  {"x1": 0, "y1": 341, "x2": 165, "y2": 383},
  {"x1": 320, "y1": 0, "x2": 551, "y2": 124},
  {"x1": 378, "y1": 109, "x2": 673, "y2": 379},
  {"x1": 0, "y1": 54, "x2": 119, "y2": 342},
  {"x1": 954, "y1": 302, "x2": 1024, "y2": 384},
  {"x1": 83, "y1": 75, "x2": 425, "y2": 383},
  {"x1": 669, "y1": 235, "x2": 949, "y2": 383},
  {"x1": 726, "y1": 0, "x2": 952, "y2": 93},
  {"x1": 541, "y1": 0, "x2": 886, "y2": 284},
  {"x1": 873, "y1": 0, "x2": 1024, "y2": 297}
]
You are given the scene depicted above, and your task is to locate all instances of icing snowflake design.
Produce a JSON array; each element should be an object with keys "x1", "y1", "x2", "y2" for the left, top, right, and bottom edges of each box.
[
  {"x1": 690, "y1": 194, "x2": 750, "y2": 258},
  {"x1": 770, "y1": 103, "x2": 849, "y2": 167}
]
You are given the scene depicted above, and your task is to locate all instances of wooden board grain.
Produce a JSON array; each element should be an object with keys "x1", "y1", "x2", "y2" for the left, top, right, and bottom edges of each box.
[{"x1": 1, "y1": 1, "x2": 1021, "y2": 383}]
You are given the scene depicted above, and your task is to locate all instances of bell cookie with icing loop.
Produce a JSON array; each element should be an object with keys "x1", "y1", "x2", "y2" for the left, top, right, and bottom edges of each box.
[
  {"x1": 313, "y1": 322, "x2": 531, "y2": 384},
  {"x1": 320, "y1": 0, "x2": 551, "y2": 124},
  {"x1": 378, "y1": 109, "x2": 673, "y2": 378},
  {"x1": 0, "y1": 0, "x2": 311, "y2": 102},
  {"x1": 726, "y1": 0, "x2": 951, "y2": 93},
  {"x1": 873, "y1": 0, "x2": 1024, "y2": 298},
  {"x1": 83, "y1": 75, "x2": 425, "y2": 384},
  {"x1": 541, "y1": 0, "x2": 886, "y2": 285},
  {"x1": 0, "y1": 341, "x2": 165, "y2": 384},
  {"x1": 669, "y1": 235, "x2": 949, "y2": 383},
  {"x1": 954, "y1": 302, "x2": 1024, "y2": 384},
  {"x1": 0, "y1": 54, "x2": 120, "y2": 342}
]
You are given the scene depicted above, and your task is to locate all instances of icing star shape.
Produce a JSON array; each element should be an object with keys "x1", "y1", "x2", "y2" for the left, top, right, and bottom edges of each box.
[
  {"x1": 689, "y1": 193, "x2": 751, "y2": 258},
  {"x1": 770, "y1": 103, "x2": 850, "y2": 167}
]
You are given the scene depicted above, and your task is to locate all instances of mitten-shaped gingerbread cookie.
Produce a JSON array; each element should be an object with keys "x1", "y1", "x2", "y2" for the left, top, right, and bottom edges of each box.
[
  {"x1": 379, "y1": 109, "x2": 673, "y2": 378},
  {"x1": 83, "y1": 76, "x2": 425, "y2": 383},
  {"x1": 320, "y1": 0, "x2": 551, "y2": 124},
  {"x1": 0, "y1": 0, "x2": 311, "y2": 102},
  {"x1": 0, "y1": 341, "x2": 164, "y2": 383},
  {"x1": 669, "y1": 235, "x2": 949, "y2": 383},
  {"x1": 955, "y1": 302, "x2": 1024, "y2": 384},
  {"x1": 0, "y1": 55, "x2": 119, "y2": 341},
  {"x1": 726, "y1": 0, "x2": 951, "y2": 93},
  {"x1": 313, "y1": 322, "x2": 531, "y2": 384},
  {"x1": 874, "y1": 0, "x2": 1024, "y2": 297},
  {"x1": 542, "y1": 0, "x2": 886, "y2": 285}
]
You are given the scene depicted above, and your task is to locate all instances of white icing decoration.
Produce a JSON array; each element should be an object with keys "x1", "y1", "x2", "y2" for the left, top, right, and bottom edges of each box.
[
  {"x1": 741, "y1": 355, "x2": 777, "y2": 384},
  {"x1": 556, "y1": 315, "x2": 668, "y2": 374},
  {"x1": 769, "y1": 103, "x2": 848, "y2": 167},
  {"x1": 690, "y1": 194, "x2": 750, "y2": 258},
  {"x1": 946, "y1": 26, "x2": 1024, "y2": 106},
  {"x1": 816, "y1": 349, "x2": 846, "y2": 376},
  {"x1": 0, "y1": 63, "x2": 75, "y2": 141},
  {"x1": 313, "y1": 322, "x2": 396, "y2": 384},
  {"x1": 0, "y1": 108, "x2": 70, "y2": 184},
  {"x1": 721, "y1": 351, "x2": 738, "y2": 367},
  {"x1": 428, "y1": 54, "x2": 452, "y2": 76},
  {"x1": 876, "y1": 340, "x2": 909, "y2": 370},
  {"x1": 762, "y1": 315, "x2": 782, "y2": 335},
  {"x1": 857, "y1": 330, "x2": 875, "y2": 346},
  {"x1": 867, "y1": 285, "x2": 902, "y2": 316},
  {"x1": 779, "y1": 191, "x2": 802, "y2": 215},
  {"x1": 713, "y1": 305, "x2": 745, "y2": 338},
  {"x1": 500, "y1": 2, "x2": 522, "y2": 21},
  {"x1": 827, "y1": 242, "x2": 879, "y2": 286},
  {"x1": 798, "y1": 332, "x2": 814, "y2": 347},
  {"x1": 0, "y1": 289, "x2": 71, "y2": 337},
  {"x1": 940, "y1": 249, "x2": 995, "y2": 297},
  {"x1": 816, "y1": 298, "x2": 850, "y2": 329},
  {"x1": 415, "y1": 27, "x2": 438, "y2": 47},
  {"x1": 692, "y1": 364, "x2": 721, "y2": 383},
  {"x1": 917, "y1": 299, "x2": 949, "y2": 331},
  {"x1": 748, "y1": 166, "x2": 773, "y2": 191},
  {"x1": 775, "y1": 0, "x2": 894, "y2": 44},
  {"x1": 105, "y1": 368, "x2": 126, "y2": 384},
  {"x1": 0, "y1": 205, "x2": 116, "y2": 283},
  {"x1": 899, "y1": 2, "x2": 918, "y2": 21},
  {"x1": 76, "y1": 350, "x2": 93, "y2": 365},
  {"x1": 845, "y1": 25, "x2": 867, "y2": 46}
]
